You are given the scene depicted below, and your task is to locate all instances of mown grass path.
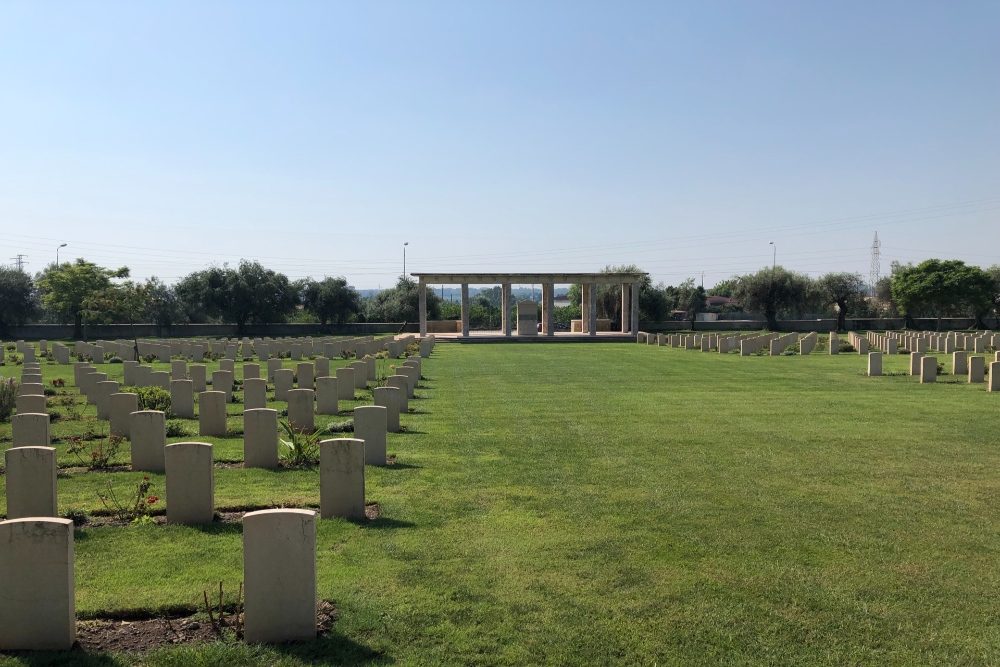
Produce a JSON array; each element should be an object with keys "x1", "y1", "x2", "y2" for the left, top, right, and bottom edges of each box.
[{"x1": 1, "y1": 343, "x2": 999, "y2": 665}]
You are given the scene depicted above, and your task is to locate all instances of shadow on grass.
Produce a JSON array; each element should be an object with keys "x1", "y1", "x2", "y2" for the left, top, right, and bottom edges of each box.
[
  {"x1": 352, "y1": 516, "x2": 416, "y2": 530},
  {"x1": 381, "y1": 461, "x2": 421, "y2": 470},
  {"x1": 1, "y1": 649, "x2": 124, "y2": 666},
  {"x1": 270, "y1": 632, "x2": 392, "y2": 665}
]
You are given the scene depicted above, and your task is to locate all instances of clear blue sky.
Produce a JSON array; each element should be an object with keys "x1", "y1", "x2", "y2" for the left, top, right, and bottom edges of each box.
[{"x1": 1, "y1": 1, "x2": 997, "y2": 290}]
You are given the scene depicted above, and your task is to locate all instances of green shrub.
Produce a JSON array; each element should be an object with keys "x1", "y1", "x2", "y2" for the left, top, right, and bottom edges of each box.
[
  {"x1": 165, "y1": 420, "x2": 189, "y2": 437},
  {"x1": 841, "y1": 343, "x2": 856, "y2": 353},
  {"x1": 122, "y1": 386, "x2": 171, "y2": 413},
  {"x1": 0, "y1": 377, "x2": 17, "y2": 422},
  {"x1": 109, "y1": 356, "x2": 123, "y2": 364}
]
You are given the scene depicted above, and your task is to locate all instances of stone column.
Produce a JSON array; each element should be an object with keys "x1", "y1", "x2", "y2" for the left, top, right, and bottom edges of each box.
[
  {"x1": 198, "y1": 391, "x2": 228, "y2": 436},
  {"x1": 354, "y1": 405, "x2": 387, "y2": 466},
  {"x1": 461, "y1": 283, "x2": 470, "y2": 337},
  {"x1": 621, "y1": 283, "x2": 629, "y2": 333},
  {"x1": 374, "y1": 386, "x2": 401, "y2": 432},
  {"x1": 5, "y1": 447, "x2": 58, "y2": 519},
  {"x1": 243, "y1": 509, "x2": 317, "y2": 644},
  {"x1": 130, "y1": 410, "x2": 166, "y2": 472},
  {"x1": 544, "y1": 283, "x2": 555, "y2": 336},
  {"x1": 0, "y1": 518, "x2": 76, "y2": 650},
  {"x1": 630, "y1": 283, "x2": 639, "y2": 335},
  {"x1": 320, "y1": 439, "x2": 366, "y2": 519},
  {"x1": 588, "y1": 282, "x2": 598, "y2": 336},
  {"x1": 581, "y1": 283, "x2": 590, "y2": 333},
  {"x1": 165, "y1": 442, "x2": 214, "y2": 524},
  {"x1": 244, "y1": 408, "x2": 279, "y2": 468},
  {"x1": 501, "y1": 283, "x2": 512, "y2": 336},
  {"x1": 287, "y1": 389, "x2": 315, "y2": 432},
  {"x1": 419, "y1": 278, "x2": 427, "y2": 337}
]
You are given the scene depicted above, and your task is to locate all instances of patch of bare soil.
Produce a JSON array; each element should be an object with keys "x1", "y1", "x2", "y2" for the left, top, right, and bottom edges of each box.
[
  {"x1": 82, "y1": 503, "x2": 380, "y2": 528},
  {"x1": 72, "y1": 601, "x2": 338, "y2": 653}
]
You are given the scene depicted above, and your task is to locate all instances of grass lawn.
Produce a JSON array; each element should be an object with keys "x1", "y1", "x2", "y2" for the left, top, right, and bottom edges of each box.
[{"x1": 1, "y1": 341, "x2": 1000, "y2": 665}]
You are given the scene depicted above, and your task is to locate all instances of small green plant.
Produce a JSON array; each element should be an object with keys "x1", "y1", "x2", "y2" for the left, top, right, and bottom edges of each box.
[
  {"x1": 98, "y1": 476, "x2": 159, "y2": 524},
  {"x1": 43, "y1": 386, "x2": 57, "y2": 396},
  {"x1": 67, "y1": 433, "x2": 125, "y2": 469},
  {"x1": 0, "y1": 377, "x2": 17, "y2": 422},
  {"x1": 841, "y1": 343, "x2": 857, "y2": 353},
  {"x1": 278, "y1": 419, "x2": 329, "y2": 466},
  {"x1": 122, "y1": 386, "x2": 172, "y2": 413},
  {"x1": 109, "y1": 355, "x2": 123, "y2": 364},
  {"x1": 63, "y1": 507, "x2": 90, "y2": 526},
  {"x1": 165, "y1": 420, "x2": 189, "y2": 437},
  {"x1": 326, "y1": 419, "x2": 354, "y2": 433},
  {"x1": 141, "y1": 354, "x2": 157, "y2": 363}
]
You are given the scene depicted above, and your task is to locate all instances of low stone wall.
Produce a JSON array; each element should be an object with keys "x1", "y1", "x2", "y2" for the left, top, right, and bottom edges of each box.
[
  {"x1": 570, "y1": 319, "x2": 612, "y2": 332},
  {"x1": 426, "y1": 320, "x2": 461, "y2": 334}
]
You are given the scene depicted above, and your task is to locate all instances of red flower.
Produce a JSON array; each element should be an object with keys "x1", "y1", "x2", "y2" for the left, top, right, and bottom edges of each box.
[
  {"x1": 146, "y1": 495, "x2": 159, "y2": 504},
  {"x1": 143, "y1": 476, "x2": 149, "y2": 481}
]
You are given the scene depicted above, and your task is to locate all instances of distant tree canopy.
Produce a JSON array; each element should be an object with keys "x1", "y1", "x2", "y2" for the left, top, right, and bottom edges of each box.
[
  {"x1": 300, "y1": 277, "x2": 361, "y2": 326},
  {"x1": 37, "y1": 259, "x2": 130, "y2": 337},
  {"x1": 7, "y1": 257, "x2": 1000, "y2": 331},
  {"x1": 731, "y1": 266, "x2": 813, "y2": 330},
  {"x1": 364, "y1": 277, "x2": 442, "y2": 323},
  {"x1": 0, "y1": 266, "x2": 39, "y2": 336},
  {"x1": 891, "y1": 259, "x2": 994, "y2": 328},
  {"x1": 817, "y1": 272, "x2": 867, "y2": 331}
]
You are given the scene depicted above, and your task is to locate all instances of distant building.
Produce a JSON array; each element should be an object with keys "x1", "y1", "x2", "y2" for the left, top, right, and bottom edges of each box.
[{"x1": 705, "y1": 295, "x2": 738, "y2": 308}]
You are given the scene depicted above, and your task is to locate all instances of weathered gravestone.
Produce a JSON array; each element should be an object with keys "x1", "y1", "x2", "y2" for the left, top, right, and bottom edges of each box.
[
  {"x1": 165, "y1": 442, "x2": 214, "y2": 524},
  {"x1": 242, "y1": 509, "x2": 317, "y2": 643}
]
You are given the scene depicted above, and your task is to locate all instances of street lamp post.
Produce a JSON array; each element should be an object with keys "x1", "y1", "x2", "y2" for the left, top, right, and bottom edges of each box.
[
  {"x1": 768, "y1": 241, "x2": 776, "y2": 329},
  {"x1": 56, "y1": 243, "x2": 67, "y2": 267},
  {"x1": 403, "y1": 242, "x2": 409, "y2": 278}
]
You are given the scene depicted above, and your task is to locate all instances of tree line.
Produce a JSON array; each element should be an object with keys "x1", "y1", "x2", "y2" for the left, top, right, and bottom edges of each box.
[
  {"x1": 0, "y1": 257, "x2": 997, "y2": 337},
  {"x1": 0, "y1": 259, "x2": 443, "y2": 338}
]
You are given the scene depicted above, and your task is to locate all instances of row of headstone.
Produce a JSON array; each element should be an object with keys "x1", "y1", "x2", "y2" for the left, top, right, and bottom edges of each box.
[
  {"x1": 0, "y1": 338, "x2": 434, "y2": 650},
  {"x1": 799, "y1": 332, "x2": 817, "y2": 355},
  {"x1": 768, "y1": 332, "x2": 800, "y2": 356},
  {"x1": 847, "y1": 332, "x2": 869, "y2": 354},
  {"x1": 0, "y1": 508, "x2": 320, "y2": 649},
  {"x1": 869, "y1": 330, "x2": 998, "y2": 355}
]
